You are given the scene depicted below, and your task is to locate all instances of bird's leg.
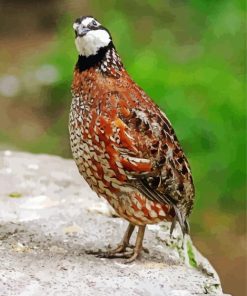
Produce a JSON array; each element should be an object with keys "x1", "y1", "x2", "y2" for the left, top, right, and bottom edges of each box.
[
  {"x1": 124, "y1": 225, "x2": 146, "y2": 263},
  {"x1": 99, "y1": 225, "x2": 146, "y2": 262},
  {"x1": 88, "y1": 224, "x2": 147, "y2": 262},
  {"x1": 106, "y1": 223, "x2": 135, "y2": 254},
  {"x1": 106, "y1": 223, "x2": 148, "y2": 255},
  {"x1": 87, "y1": 223, "x2": 135, "y2": 257}
]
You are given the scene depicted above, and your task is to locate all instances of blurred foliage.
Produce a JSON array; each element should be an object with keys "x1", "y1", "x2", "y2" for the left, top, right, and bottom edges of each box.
[{"x1": 0, "y1": 0, "x2": 245, "y2": 217}]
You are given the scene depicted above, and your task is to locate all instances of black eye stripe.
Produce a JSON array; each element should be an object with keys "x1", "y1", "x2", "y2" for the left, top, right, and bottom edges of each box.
[
  {"x1": 75, "y1": 18, "x2": 82, "y2": 24},
  {"x1": 88, "y1": 25, "x2": 106, "y2": 31}
]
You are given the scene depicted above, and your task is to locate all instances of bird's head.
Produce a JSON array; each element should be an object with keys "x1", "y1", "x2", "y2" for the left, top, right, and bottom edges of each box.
[{"x1": 73, "y1": 16, "x2": 112, "y2": 57}]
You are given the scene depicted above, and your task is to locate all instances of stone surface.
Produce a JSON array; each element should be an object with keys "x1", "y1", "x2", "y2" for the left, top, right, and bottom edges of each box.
[{"x1": 0, "y1": 151, "x2": 229, "y2": 296}]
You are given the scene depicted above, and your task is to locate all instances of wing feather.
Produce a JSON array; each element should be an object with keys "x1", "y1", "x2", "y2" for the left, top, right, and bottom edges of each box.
[{"x1": 102, "y1": 90, "x2": 194, "y2": 234}]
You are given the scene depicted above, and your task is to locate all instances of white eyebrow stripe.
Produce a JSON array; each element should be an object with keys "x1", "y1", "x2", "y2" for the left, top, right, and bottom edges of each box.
[{"x1": 81, "y1": 17, "x2": 95, "y2": 27}]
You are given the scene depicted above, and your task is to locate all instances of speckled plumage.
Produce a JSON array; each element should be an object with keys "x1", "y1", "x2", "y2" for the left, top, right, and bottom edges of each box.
[{"x1": 69, "y1": 16, "x2": 195, "y2": 261}]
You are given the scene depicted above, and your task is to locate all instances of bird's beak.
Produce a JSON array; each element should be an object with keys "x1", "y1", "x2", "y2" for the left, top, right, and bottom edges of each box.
[{"x1": 73, "y1": 23, "x2": 90, "y2": 37}]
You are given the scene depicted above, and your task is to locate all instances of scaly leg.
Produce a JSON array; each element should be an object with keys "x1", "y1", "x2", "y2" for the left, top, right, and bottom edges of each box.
[
  {"x1": 89, "y1": 224, "x2": 147, "y2": 263},
  {"x1": 124, "y1": 225, "x2": 146, "y2": 263},
  {"x1": 87, "y1": 223, "x2": 135, "y2": 257}
]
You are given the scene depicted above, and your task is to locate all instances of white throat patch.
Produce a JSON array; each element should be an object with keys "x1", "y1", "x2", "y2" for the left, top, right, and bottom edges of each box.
[{"x1": 75, "y1": 29, "x2": 111, "y2": 57}]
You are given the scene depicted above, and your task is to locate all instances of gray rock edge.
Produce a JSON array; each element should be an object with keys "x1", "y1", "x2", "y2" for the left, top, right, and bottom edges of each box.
[{"x1": 0, "y1": 151, "x2": 230, "y2": 296}]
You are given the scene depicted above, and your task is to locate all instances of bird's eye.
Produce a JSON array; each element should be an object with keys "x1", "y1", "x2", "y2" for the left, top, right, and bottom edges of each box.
[{"x1": 91, "y1": 20, "x2": 98, "y2": 27}]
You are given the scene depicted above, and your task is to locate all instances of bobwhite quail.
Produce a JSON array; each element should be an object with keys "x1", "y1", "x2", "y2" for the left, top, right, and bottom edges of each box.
[{"x1": 69, "y1": 16, "x2": 195, "y2": 263}]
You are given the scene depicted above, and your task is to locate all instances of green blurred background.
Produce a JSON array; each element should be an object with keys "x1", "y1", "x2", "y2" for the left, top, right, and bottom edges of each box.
[{"x1": 0, "y1": 0, "x2": 246, "y2": 294}]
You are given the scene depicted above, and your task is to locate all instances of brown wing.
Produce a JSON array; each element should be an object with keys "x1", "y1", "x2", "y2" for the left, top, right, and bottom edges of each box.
[{"x1": 102, "y1": 88, "x2": 195, "y2": 234}]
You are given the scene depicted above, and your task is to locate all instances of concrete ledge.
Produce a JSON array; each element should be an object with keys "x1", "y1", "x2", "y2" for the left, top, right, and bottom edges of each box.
[{"x1": 0, "y1": 151, "x2": 229, "y2": 295}]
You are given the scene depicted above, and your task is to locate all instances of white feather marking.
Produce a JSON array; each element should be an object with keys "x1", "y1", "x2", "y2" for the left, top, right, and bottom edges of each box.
[
  {"x1": 73, "y1": 23, "x2": 80, "y2": 31},
  {"x1": 159, "y1": 209, "x2": 166, "y2": 216},
  {"x1": 126, "y1": 156, "x2": 150, "y2": 164},
  {"x1": 149, "y1": 210, "x2": 158, "y2": 218},
  {"x1": 167, "y1": 147, "x2": 173, "y2": 159},
  {"x1": 75, "y1": 29, "x2": 111, "y2": 57},
  {"x1": 81, "y1": 17, "x2": 99, "y2": 27},
  {"x1": 135, "y1": 110, "x2": 149, "y2": 124}
]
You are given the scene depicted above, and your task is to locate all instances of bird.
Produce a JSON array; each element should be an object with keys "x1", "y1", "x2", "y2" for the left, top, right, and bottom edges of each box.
[{"x1": 69, "y1": 16, "x2": 195, "y2": 263}]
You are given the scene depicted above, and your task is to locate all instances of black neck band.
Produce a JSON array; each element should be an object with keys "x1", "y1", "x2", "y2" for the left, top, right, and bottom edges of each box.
[{"x1": 75, "y1": 41, "x2": 114, "y2": 72}]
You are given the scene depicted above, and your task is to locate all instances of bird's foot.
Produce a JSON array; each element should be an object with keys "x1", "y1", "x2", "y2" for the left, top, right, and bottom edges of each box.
[
  {"x1": 86, "y1": 224, "x2": 147, "y2": 263},
  {"x1": 86, "y1": 243, "x2": 127, "y2": 257},
  {"x1": 112, "y1": 246, "x2": 144, "y2": 264},
  {"x1": 87, "y1": 243, "x2": 132, "y2": 258},
  {"x1": 127, "y1": 244, "x2": 149, "y2": 254},
  {"x1": 87, "y1": 243, "x2": 148, "y2": 263}
]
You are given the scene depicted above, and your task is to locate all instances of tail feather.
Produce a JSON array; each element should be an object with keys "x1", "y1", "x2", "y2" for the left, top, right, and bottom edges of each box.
[{"x1": 170, "y1": 205, "x2": 190, "y2": 237}]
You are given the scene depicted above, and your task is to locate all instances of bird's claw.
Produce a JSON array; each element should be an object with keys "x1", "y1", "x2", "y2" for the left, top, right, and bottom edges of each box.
[
  {"x1": 86, "y1": 243, "x2": 147, "y2": 262},
  {"x1": 94, "y1": 249, "x2": 141, "y2": 264},
  {"x1": 122, "y1": 243, "x2": 149, "y2": 254}
]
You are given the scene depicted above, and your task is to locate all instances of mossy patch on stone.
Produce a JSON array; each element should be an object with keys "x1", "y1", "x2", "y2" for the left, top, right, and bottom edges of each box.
[
  {"x1": 187, "y1": 239, "x2": 197, "y2": 268},
  {"x1": 8, "y1": 192, "x2": 22, "y2": 198}
]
